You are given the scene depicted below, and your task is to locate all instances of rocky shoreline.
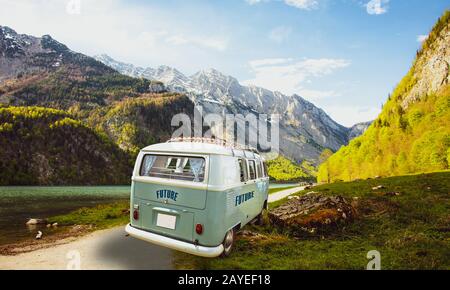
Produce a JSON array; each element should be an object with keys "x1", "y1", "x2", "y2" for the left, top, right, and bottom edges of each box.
[{"x1": 0, "y1": 224, "x2": 94, "y2": 256}]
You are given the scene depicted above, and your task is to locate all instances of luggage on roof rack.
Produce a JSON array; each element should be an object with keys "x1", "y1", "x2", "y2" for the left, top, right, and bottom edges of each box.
[{"x1": 167, "y1": 137, "x2": 258, "y2": 153}]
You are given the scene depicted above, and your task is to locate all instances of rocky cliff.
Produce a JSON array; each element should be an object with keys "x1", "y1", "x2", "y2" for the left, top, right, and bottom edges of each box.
[{"x1": 318, "y1": 11, "x2": 450, "y2": 182}]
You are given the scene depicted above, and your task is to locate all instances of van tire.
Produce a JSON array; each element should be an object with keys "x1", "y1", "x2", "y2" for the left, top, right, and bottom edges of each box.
[
  {"x1": 255, "y1": 200, "x2": 268, "y2": 226},
  {"x1": 220, "y1": 229, "x2": 235, "y2": 257},
  {"x1": 255, "y1": 213, "x2": 264, "y2": 226}
]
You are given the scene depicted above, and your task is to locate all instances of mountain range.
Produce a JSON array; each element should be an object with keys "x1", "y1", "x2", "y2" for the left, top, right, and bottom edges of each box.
[
  {"x1": 0, "y1": 25, "x2": 372, "y2": 184},
  {"x1": 94, "y1": 54, "x2": 371, "y2": 163}
]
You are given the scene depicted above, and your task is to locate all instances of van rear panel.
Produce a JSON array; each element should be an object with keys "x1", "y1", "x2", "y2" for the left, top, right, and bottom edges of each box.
[
  {"x1": 135, "y1": 197, "x2": 195, "y2": 242},
  {"x1": 133, "y1": 180, "x2": 207, "y2": 210},
  {"x1": 131, "y1": 180, "x2": 209, "y2": 242}
]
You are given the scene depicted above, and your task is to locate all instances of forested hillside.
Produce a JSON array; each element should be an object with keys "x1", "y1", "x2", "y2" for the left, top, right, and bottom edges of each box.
[
  {"x1": 0, "y1": 89, "x2": 198, "y2": 185},
  {"x1": 318, "y1": 11, "x2": 450, "y2": 182},
  {"x1": 0, "y1": 67, "x2": 164, "y2": 109},
  {"x1": 0, "y1": 106, "x2": 131, "y2": 185},
  {"x1": 0, "y1": 26, "x2": 203, "y2": 185},
  {"x1": 81, "y1": 93, "x2": 196, "y2": 156},
  {"x1": 267, "y1": 156, "x2": 316, "y2": 182}
]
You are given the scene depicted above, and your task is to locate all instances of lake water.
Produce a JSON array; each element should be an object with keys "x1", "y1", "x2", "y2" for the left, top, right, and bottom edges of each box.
[
  {"x1": 0, "y1": 183, "x2": 296, "y2": 246},
  {"x1": 0, "y1": 186, "x2": 130, "y2": 246}
]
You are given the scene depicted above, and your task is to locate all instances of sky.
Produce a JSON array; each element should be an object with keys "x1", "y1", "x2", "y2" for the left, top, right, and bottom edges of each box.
[{"x1": 0, "y1": 0, "x2": 448, "y2": 126}]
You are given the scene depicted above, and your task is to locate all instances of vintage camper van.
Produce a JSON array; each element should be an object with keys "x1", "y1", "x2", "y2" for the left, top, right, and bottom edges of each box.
[{"x1": 125, "y1": 137, "x2": 269, "y2": 257}]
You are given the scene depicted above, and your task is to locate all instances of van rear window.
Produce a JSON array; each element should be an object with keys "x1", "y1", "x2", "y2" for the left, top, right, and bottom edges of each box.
[{"x1": 140, "y1": 155, "x2": 206, "y2": 182}]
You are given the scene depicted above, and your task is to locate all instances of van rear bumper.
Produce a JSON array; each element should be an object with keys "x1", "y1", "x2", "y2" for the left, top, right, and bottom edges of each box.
[{"x1": 125, "y1": 224, "x2": 224, "y2": 258}]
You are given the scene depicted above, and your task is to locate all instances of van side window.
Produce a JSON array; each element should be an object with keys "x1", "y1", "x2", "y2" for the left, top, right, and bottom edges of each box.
[
  {"x1": 248, "y1": 160, "x2": 256, "y2": 180},
  {"x1": 238, "y1": 159, "x2": 248, "y2": 182},
  {"x1": 263, "y1": 161, "x2": 268, "y2": 177},
  {"x1": 256, "y1": 161, "x2": 263, "y2": 178}
]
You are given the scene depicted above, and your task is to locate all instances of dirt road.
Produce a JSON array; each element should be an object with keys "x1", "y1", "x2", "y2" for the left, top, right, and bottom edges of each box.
[
  {"x1": 268, "y1": 186, "x2": 305, "y2": 203},
  {"x1": 0, "y1": 226, "x2": 173, "y2": 270}
]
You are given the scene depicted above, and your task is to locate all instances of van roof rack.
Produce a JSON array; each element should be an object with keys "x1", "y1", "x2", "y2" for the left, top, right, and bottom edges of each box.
[{"x1": 167, "y1": 137, "x2": 259, "y2": 154}]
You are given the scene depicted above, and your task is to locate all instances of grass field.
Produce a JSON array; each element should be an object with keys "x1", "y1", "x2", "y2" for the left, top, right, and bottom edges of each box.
[
  {"x1": 48, "y1": 201, "x2": 130, "y2": 230},
  {"x1": 174, "y1": 171, "x2": 450, "y2": 270}
]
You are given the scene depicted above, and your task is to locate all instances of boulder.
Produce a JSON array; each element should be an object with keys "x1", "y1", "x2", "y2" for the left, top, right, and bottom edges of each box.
[
  {"x1": 26, "y1": 218, "x2": 47, "y2": 225},
  {"x1": 35, "y1": 231, "x2": 43, "y2": 240},
  {"x1": 268, "y1": 193, "x2": 356, "y2": 236},
  {"x1": 383, "y1": 192, "x2": 401, "y2": 197}
]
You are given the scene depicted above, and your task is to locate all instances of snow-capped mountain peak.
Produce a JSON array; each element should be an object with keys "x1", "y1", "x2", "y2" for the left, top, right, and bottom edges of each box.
[
  {"x1": 0, "y1": 27, "x2": 115, "y2": 83},
  {"x1": 94, "y1": 54, "x2": 370, "y2": 163},
  {"x1": 154, "y1": 65, "x2": 188, "y2": 85}
]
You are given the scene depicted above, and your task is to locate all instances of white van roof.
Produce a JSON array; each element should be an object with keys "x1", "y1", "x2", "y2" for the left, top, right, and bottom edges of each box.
[{"x1": 141, "y1": 141, "x2": 261, "y2": 158}]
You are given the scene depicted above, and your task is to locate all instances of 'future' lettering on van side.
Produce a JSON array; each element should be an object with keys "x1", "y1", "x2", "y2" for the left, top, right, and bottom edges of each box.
[
  {"x1": 156, "y1": 189, "x2": 179, "y2": 201},
  {"x1": 235, "y1": 191, "x2": 255, "y2": 206}
]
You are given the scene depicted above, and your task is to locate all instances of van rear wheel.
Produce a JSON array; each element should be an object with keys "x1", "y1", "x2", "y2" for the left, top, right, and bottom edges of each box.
[
  {"x1": 220, "y1": 229, "x2": 235, "y2": 257},
  {"x1": 255, "y1": 200, "x2": 268, "y2": 226},
  {"x1": 255, "y1": 213, "x2": 264, "y2": 226}
]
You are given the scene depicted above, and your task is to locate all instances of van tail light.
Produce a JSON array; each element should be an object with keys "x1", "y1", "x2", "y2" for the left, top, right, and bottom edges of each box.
[
  {"x1": 133, "y1": 204, "x2": 139, "y2": 220},
  {"x1": 195, "y1": 224, "x2": 203, "y2": 235}
]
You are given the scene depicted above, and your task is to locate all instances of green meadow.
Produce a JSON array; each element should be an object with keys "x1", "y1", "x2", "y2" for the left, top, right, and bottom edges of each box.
[{"x1": 175, "y1": 171, "x2": 450, "y2": 270}]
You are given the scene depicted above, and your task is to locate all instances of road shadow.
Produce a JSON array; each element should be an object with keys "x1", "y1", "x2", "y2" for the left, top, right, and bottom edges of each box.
[{"x1": 95, "y1": 227, "x2": 174, "y2": 269}]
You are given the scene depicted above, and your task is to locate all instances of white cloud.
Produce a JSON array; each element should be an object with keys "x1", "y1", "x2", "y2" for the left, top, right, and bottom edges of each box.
[
  {"x1": 366, "y1": 0, "x2": 389, "y2": 15},
  {"x1": 245, "y1": 0, "x2": 265, "y2": 4},
  {"x1": 245, "y1": 0, "x2": 318, "y2": 10},
  {"x1": 248, "y1": 58, "x2": 294, "y2": 67},
  {"x1": 323, "y1": 105, "x2": 380, "y2": 127},
  {"x1": 284, "y1": 0, "x2": 318, "y2": 10},
  {"x1": 298, "y1": 89, "x2": 341, "y2": 100},
  {"x1": 268, "y1": 26, "x2": 292, "y2": 43},
  {"x1": 416, "y1": 34, "x2": 429, "y2": 43},
  {"x1": 243, "y1": 57, "x2": 351, "y2": 95},
  {"x1": 166, "y1": 34, "x2": 228, "y2": 51}
]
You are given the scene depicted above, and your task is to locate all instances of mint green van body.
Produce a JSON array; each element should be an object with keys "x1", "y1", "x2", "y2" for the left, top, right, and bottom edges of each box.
[{"x1": 125, "y1": 141, "x2": 269, "y2": 258}]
